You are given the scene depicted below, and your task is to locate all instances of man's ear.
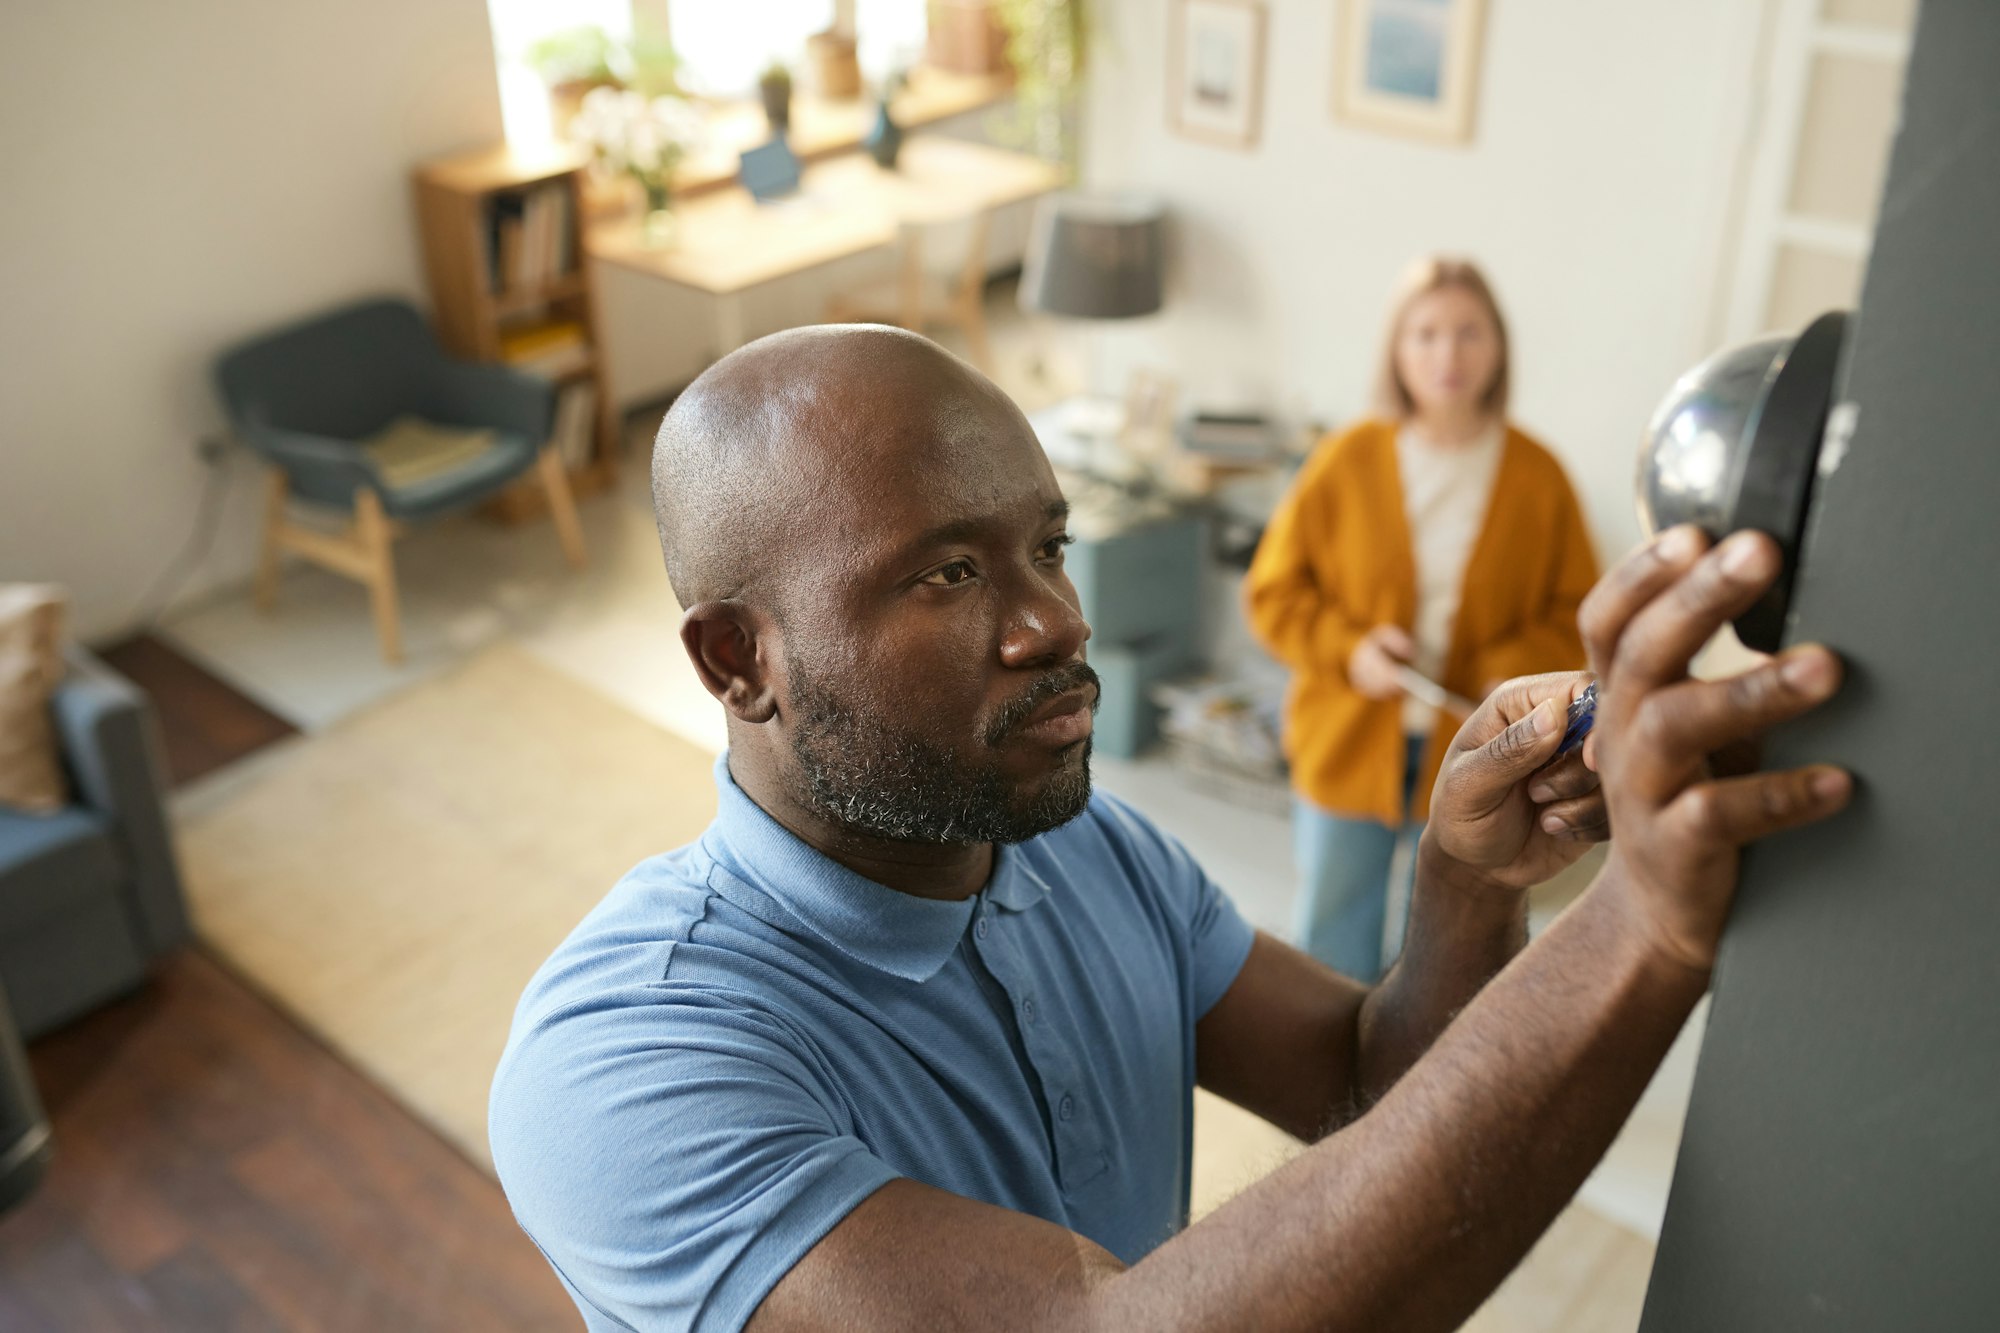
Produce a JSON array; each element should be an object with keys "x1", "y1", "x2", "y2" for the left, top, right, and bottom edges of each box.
[{"x1": 680, "y1": 601, "x2": 779, "y2": 724}]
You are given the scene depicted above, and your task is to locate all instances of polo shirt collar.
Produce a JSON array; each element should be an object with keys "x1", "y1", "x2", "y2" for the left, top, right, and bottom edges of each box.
[{"x1": 703, "y1": 754, "x2": 1052, "y2": 983}]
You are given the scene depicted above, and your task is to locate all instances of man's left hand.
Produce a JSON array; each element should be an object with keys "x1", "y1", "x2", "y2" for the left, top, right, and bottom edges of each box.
[{"x1": 1426, "y1": 672, "x2": 1607, "y2": 892}]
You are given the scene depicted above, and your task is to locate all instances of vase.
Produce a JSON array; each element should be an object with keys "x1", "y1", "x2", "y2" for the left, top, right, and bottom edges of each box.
[
  {"x1": 863, "y1": 100, "x2": 904, "y2": 169},
  {"x1": 640, "y1": 180, "x2": 676, "y2": 248}
]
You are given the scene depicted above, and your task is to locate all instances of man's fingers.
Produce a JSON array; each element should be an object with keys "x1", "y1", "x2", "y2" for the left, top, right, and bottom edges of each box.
[
  {"x1": 1610, "y1": 532, "x2": 1781, "y2": 693},
  {"x1": 1453, "y1": 697, "x2": 1564, "y2": 805},
  {"x1": 1538, "y1": 793, "x2": 1609, "y2": 841},
  {"x1": 1578, "y1": 526, "x2": 1707, "y2": 681},
  {"x1": 1526, "y1": 752, "x2": 1599, "y2": 804},
  {"x1": 1455, "y1": 672, "x2": 1584, "y2": 754},
  {"x1": 1631, "y1": 646, "x2": 1842, "y2": 767},
  {"x1": 1667, "y1": 764, "x2": 1853, "y2": 848}
]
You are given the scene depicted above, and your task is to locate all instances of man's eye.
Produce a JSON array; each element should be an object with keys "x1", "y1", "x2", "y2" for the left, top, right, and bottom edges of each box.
[
  {"x1": 1039, "y1": 534, "x2": 1074, "y2": 562},
  {"x1": 922, "y1": 560, "x2": 976, "y2": 587}
]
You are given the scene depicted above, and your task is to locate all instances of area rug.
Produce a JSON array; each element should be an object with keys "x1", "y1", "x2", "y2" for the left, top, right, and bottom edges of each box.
[
  {"x1": 178, "y1": 644, "x2": 722, "y2": 1171},
  {"x1": 176, "y1": 641, "x2": 1301, "y2": 1213}
]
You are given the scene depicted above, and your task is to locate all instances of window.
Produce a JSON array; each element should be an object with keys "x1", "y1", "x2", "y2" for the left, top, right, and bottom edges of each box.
[
  {"x1": 485, "y1": 0, "x2": 939, "y2": 149},
  {"x1": 487, "y1": 0, "x2": 634, "y2": 148},
  {"x1": 669, "y1": 0, "x2": 931, "y2": 97},
  {"x1": 853, "y1": 0, "x2": 931, "y2": 82},
  {"x1": 669, "y1": 1, "x2": 837, "y2": 96}
]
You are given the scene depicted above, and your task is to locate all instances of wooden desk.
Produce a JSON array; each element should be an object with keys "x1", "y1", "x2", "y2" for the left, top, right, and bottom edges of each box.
[{"x1": 587, "y1": 136, "x2": 1064, "y2": 352}]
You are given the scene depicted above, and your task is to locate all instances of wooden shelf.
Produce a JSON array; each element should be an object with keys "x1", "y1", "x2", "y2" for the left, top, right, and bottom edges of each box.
[
  {"x1": 413, "y1": 145, "x2": 617, "y2": 528},
  {"x1": 412, "y1": 142, "x2": 589, "y2": 196}
]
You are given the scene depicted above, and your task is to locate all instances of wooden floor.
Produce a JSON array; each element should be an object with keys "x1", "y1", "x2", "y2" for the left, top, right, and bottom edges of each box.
[
  {"x1": 96, "y1": 634, "x2": 297, "y2": 788},
  {"x1": 0, "y1": 952, "x2": 578, "y2": 1331}
]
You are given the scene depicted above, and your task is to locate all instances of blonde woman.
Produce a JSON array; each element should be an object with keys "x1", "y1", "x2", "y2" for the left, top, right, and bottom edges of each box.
[{"x1": 1245, "y1": 257, "x2": 1598, "y2": 981}]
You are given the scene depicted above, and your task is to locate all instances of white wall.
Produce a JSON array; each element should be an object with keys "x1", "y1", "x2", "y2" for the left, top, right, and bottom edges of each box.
[
  {"x1": 1078, "y1": 0, "x2": 1768, "y2": 563},
  {"x1": 0, "y1": 0, "x2": 504, "y2": 641}
]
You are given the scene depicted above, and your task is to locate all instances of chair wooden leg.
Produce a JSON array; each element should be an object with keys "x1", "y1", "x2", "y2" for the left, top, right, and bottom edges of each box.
[
  {"x1": 536, "y1": 445, "x2": 588, "y2": 569},
  {"x1": 353, "y1": 489, "x2": 403, "y2": 665},
  {"x1": 255, "y1": 471, "x2": 289, "y2": 611}
]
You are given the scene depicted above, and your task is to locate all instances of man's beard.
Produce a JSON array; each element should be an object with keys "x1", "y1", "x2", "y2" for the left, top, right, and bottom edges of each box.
[{"x1": 784, "y1": 655, "x2": 1098, "y2": 845}]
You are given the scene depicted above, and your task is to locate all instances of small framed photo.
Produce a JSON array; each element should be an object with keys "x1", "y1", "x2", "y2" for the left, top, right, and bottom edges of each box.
[
  {"x1": 1169, "y1": 0, "x2": 1268, "y2": 151},
  {"x1": 1334, "y1": 0, "x2": 1487, "y2": 144}
]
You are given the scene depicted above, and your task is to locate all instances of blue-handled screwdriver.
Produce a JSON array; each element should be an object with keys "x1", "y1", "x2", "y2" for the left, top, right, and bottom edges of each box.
[{"x1": 1556, "y1": 681, "x2": 1597, "y2": 757}]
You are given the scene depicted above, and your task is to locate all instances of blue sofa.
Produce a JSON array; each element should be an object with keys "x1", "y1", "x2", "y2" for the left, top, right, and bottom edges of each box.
[{"x1": 0, "y1": 647, "x2": 190, "y2": 1039}]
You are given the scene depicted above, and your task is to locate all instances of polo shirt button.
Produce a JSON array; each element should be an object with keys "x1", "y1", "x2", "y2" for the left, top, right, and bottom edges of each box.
[
  {"x1": 1020, "y1": 997, "x2": 1036, "y2": 1024},
  {"x1": 975, "y1": 917, "x2": 991, "y2": 940},
  {"x1": 1058, "y1": 1094, "x2": 1075, "y2": 1122}
]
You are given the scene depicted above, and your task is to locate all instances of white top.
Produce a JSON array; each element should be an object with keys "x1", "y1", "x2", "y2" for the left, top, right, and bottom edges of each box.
[{"x1": 1396, "y1": 421, "x2": 1506, "y2": 735}]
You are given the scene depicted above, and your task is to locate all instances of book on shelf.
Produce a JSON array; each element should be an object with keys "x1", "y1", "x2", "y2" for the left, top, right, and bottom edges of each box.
[
  {"x1": 551, "y1": 379, "x2": 598, "y2": 471},
  {"x1": 521, "y1": 190, "x2": 545, "y2": 291},
  {"x1": 487, "y1": 184, "x2": 574, "y2": 297},
  {"x1": 490, "y1": 194, "x2": 524, "y2": 296}
]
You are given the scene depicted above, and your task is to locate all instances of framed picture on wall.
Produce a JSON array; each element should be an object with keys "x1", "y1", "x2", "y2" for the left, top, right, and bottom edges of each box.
[
  {"x1": 1334, "y1": 0, "x2": 1487, "y2": 144},
  {"x1": 1169, "y1": 0, "x2": 1268, "y2": 151}
]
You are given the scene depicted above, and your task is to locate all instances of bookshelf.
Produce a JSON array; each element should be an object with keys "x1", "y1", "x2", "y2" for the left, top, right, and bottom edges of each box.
[{"x1": 411, "y1": 143, "x2": 617, "y2": 523}]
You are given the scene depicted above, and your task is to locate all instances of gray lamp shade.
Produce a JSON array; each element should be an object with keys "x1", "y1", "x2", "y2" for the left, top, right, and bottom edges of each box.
[{"x1": 1018, "y1": 193, "x2": 1165, "y2": 319}]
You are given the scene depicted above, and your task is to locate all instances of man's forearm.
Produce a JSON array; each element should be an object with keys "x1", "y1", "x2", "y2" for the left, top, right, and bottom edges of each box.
[
  {"x1": 1092, "y1": 862, "x2": 1705, "y2": 1333},
  {"x1": 1347, "y1": 831, "x2": 1529, "y2": 1117}
]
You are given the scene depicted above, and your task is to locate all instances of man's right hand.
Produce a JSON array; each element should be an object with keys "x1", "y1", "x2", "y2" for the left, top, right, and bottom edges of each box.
[
  {"x1": 749, "y1": 527, "x2": 1863, "y2": 1333},
  {"x1": 1349, "y1": 623, "x2": 1416, "y2": 700},
  {"x1": 1580, "y1": 525, "x2": 1853, "y2": 975}
]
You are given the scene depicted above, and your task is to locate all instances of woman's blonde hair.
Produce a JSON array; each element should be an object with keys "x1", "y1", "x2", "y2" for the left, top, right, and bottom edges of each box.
[{"x1": 1373, "y1": 255, "x2": 1511, "y2": 420}]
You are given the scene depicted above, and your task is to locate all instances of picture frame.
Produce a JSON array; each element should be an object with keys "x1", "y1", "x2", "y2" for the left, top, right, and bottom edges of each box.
[
  {"x1": 1168, "y1": 0, "x2": 1268, "y2": 151},
  {"x1": 1334, "y1": 0, "x2": 1488, "y2": 144}
]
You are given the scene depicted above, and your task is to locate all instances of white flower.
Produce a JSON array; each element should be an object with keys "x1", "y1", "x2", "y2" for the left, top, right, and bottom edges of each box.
[{"x1": 572, "y1": 87, "x2": 705, "y2": 186}]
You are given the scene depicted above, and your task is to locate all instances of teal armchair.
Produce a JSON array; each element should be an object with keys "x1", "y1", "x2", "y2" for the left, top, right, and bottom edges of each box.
[{"x1": 214, "y1": 298, "x2": 587, "y2": 662}]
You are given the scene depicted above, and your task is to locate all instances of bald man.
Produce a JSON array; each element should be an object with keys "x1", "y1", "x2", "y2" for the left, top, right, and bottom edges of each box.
[{"x1": 490, "y1": 327, "x2": 1850, "y2": 1332}]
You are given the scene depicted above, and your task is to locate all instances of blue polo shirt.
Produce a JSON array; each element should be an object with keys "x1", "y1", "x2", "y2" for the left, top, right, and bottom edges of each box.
[{"x1": 490, "y1": 755, "x2": 1257, "y2": 1333}]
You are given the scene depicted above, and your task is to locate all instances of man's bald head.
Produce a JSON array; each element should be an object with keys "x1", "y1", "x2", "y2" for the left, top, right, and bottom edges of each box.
[
  {"x1": 661, "y1": 325, "x2": 1095, "y2": 848},
  {"x1": 650, "y1": 325, "x2": 1021, "y2": 613}
]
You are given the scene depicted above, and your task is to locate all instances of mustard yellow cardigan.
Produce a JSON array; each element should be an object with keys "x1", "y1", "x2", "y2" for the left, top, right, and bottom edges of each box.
[{"x1": 1245, "y1": 419, "x2": 1598, "y2": 824}]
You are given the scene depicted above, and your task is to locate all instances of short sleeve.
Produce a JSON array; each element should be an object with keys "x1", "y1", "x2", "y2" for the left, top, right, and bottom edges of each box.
[
  {"x1": 1086, "y1": 791, "x2": 1257, "y2": 1020},
  {"x1": 490, "y1": 988, "x2": 901, "y2": 1332}
]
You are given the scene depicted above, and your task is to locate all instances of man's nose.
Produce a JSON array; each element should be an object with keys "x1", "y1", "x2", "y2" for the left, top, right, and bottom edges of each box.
[{"x1": 998, "y1": 578, "x2": 1090, "y2": 669}]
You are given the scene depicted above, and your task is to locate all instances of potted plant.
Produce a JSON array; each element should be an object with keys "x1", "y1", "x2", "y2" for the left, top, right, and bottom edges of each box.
[
  {"x1": 759, "y1": 60, "x2": 795, "y2": 138},
  {"x1": 806, "y1": 27, "x2": 863, "y2": 100},
  {"x1": 927, "y1": 0, "x2": 1010, "y2": 75},
  {"x1": 526, "y1": 26, "x2": 621, "y2": 138}
]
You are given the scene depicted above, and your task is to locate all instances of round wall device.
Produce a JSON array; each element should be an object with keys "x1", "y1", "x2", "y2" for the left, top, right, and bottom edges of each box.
[{"x1": 1635, "y1": 310, "x2": 1849, "y2": 651}]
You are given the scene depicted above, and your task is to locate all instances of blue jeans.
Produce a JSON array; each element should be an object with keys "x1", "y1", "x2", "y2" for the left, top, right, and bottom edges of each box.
[{"x1": 1291, "y1": 735, "x2": 1428, "y2": 983}]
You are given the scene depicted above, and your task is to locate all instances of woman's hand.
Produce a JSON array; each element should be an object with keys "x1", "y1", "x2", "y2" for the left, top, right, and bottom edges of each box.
[
  {"x1": 1349, "y1": 624, "x2": 1417, "y2": 700},
  {"x1": 1425, "y1": 673, "x2": 1607, "y2": 893}
]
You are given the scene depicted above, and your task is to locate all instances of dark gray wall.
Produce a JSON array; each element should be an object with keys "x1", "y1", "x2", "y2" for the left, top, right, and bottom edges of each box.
[{"x1": 1641, "y1": 2, "x2": 2000, "y2": 1326}]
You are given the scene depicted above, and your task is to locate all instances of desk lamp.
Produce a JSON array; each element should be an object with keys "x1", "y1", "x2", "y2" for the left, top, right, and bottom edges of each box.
[{"x1": 1017, "y1": 194, "x2": 1168, "y2": 475}]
